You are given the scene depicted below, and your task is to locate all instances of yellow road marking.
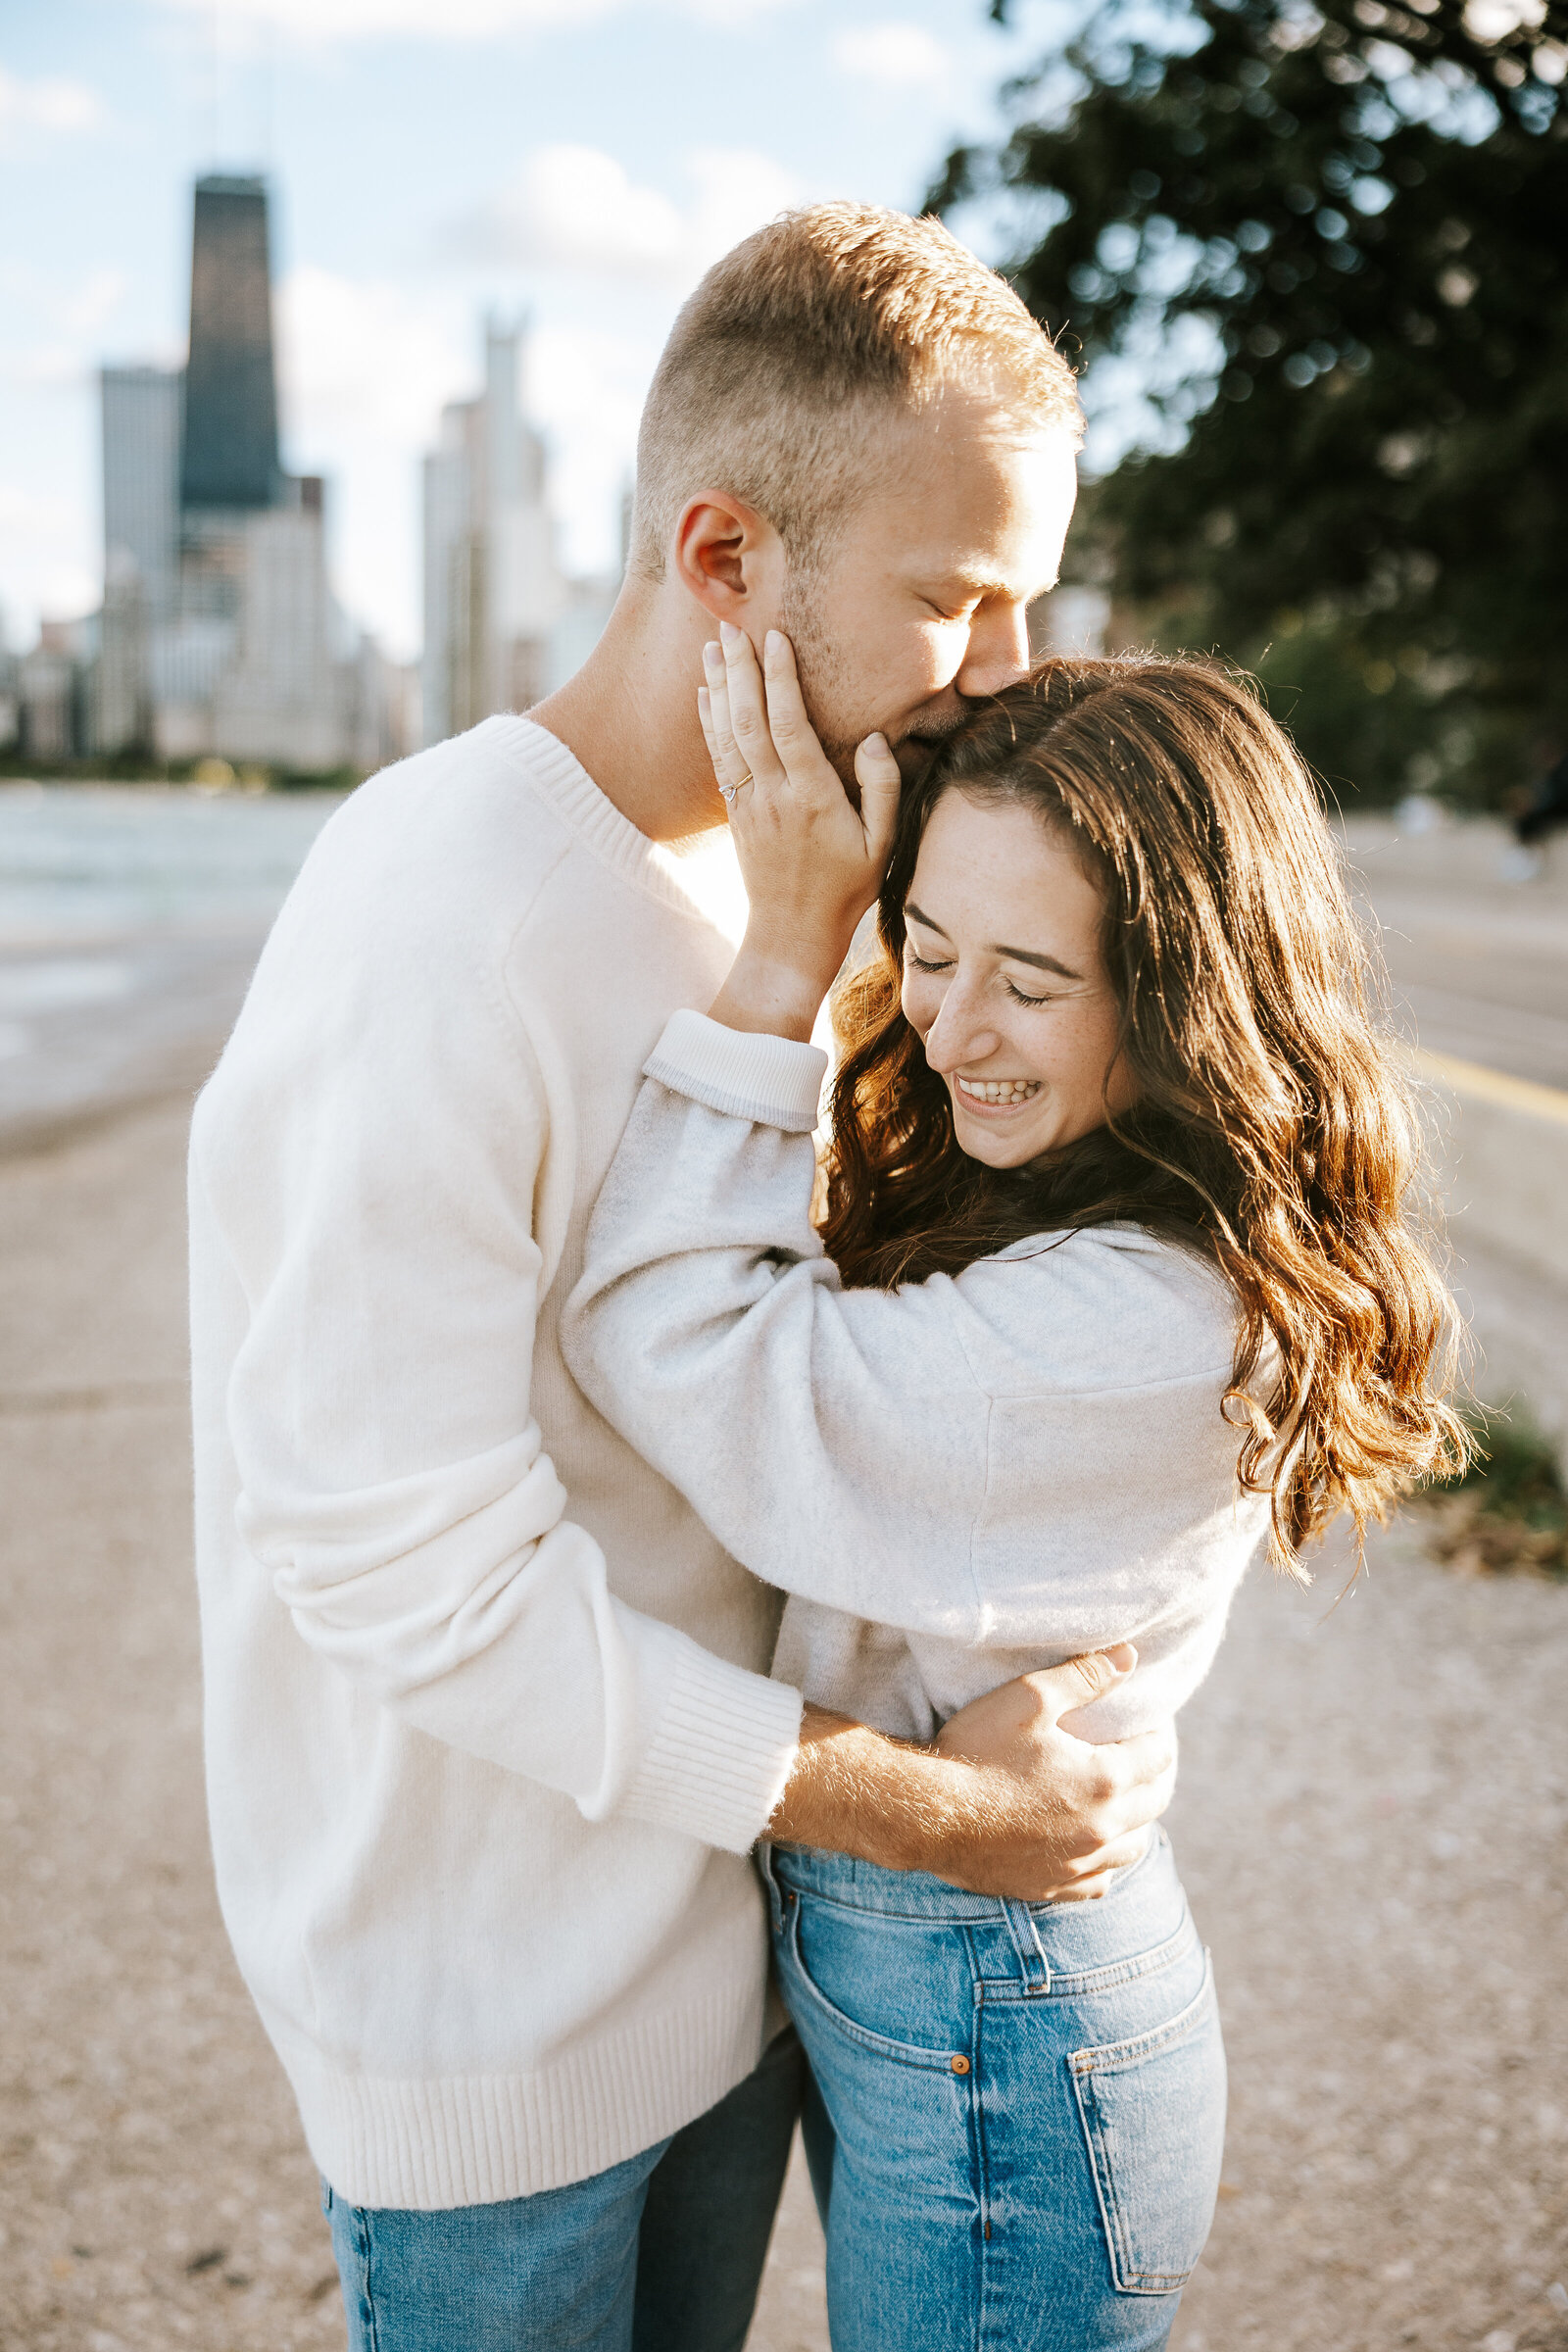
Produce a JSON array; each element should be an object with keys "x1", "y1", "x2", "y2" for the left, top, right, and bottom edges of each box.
[{"x1": 1409, "y1": 1049, "x2": 1568, "y2": 1128}]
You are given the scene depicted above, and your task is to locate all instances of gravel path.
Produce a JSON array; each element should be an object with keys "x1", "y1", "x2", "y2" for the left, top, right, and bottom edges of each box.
[{"x1": 2, "y1": 1100, "x2": 1564, "y2": 2352}]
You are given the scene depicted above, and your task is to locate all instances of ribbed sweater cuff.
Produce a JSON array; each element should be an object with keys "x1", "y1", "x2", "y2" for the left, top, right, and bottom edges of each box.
[
  {"x1": 645, "y1": 1008, "x2": 829, "y2": 1135},
  {"x1": 618, "y1": 1619, "x2": 804, "y2": 1854}
]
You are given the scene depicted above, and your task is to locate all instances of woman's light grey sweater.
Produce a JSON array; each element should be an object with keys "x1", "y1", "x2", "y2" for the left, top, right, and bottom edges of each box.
[{"x1": 564, "y1": 1011, "x2": 1273, "y2": 1744}]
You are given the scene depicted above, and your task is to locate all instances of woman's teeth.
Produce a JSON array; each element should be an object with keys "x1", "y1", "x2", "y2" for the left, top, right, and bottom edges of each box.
[{"x1": 956, "y1": 1076, "x2": 1042, "y2": 1105}]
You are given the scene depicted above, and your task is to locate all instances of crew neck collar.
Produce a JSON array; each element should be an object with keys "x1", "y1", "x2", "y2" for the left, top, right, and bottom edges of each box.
[{"x1": 483, "y1": 714, "x2": 732, "y2": 925}]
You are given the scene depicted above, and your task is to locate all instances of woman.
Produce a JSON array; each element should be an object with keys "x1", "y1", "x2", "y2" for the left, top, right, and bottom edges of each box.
[{"x1": 563, "y1": 629, "x2": 1465, "y2": 2351}]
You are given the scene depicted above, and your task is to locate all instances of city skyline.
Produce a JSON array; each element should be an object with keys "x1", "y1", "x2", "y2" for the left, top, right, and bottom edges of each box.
[
  {"x1": 77, "y1": 171, "x2": 405, "y2": 771},
  {"x1": 0, "y1": 0, "x2": 1073, "y2": 664},
  {"x1": 421, "y1": 314, "x2": 620, "y2": 747}
]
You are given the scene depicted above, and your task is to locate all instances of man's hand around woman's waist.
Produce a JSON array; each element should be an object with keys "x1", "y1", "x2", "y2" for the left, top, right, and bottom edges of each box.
[{"x1": 766, "y1": 1645, "x2": 1176, "y2": 1906}]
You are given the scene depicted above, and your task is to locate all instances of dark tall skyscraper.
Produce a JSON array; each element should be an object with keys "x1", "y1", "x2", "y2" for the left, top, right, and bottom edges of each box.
[
  {"x1": 90, "y1": 166, "x2": 406, "y2": 768},
  {"x1": 180, "y1": 175, "x2": 281, "y2": 512}
]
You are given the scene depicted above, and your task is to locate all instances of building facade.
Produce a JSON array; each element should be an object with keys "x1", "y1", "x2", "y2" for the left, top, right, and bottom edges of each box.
[
  {"x1": 421, "y1": 320, "x2": 618, "y2": 749},
  {"x1": 85, "y1": 173, "x2": 409, "y2": 773}
]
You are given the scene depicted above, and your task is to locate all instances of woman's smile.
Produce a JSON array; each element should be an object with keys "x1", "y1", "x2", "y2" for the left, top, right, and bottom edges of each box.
[
  {"x1": 901, "y1": 794, "x2": 1131, "y2": 1167},
  {"x1": 953, "y1": 1074, "x2": 1043, "y2": 1109}
]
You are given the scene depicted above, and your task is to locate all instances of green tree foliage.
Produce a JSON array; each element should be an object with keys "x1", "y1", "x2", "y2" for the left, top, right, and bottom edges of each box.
[{"x1": 932, "y1": 0, "x2": 1568, "y2": 806}]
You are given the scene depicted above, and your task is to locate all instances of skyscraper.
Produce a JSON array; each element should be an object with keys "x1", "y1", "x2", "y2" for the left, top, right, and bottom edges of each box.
[
  {"x1": 97, "y1": 364, "x2": 182, "y2": 750},
  {"x1": 91, "y1": 171, "x2": 407, "y2": 770},
  {"x1": 180, "y1": 175, "x2": 281, "y2": 514},
  {"x1": 421, "y1": 319, "x2": 570, "y2": 746},
  {"x1": 102, "y1": 366, "x2": 182, "y2": 620}
]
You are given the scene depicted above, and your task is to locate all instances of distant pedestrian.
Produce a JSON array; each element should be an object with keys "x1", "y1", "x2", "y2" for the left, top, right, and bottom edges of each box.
[{"x1": 1515, "y1": 749, "x2": 1568, "y2": 846}]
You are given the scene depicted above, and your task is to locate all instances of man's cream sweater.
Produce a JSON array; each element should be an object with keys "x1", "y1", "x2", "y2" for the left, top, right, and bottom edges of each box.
[{"x1": 188, "y1": 720, "x2": 803, "y2": 2212}]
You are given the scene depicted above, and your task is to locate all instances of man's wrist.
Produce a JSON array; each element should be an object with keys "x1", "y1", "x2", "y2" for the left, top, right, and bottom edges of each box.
[{"x1": 767, "y1": 1703, "x2": 963, "y2": 1875}]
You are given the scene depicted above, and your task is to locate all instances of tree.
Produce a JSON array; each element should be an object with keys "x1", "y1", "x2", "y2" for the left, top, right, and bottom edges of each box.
[{"x1": 932, "y1": 0, "x2": 1568, "y2": 806}]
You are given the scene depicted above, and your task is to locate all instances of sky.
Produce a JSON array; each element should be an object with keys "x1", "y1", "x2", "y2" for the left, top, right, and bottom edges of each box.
[{"x1": 0, "y1": 0, "x2": 1093, "y2": 662}]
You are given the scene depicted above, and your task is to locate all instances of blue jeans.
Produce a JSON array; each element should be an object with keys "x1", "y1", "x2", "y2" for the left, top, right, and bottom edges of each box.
[
  {"x1": 322, "y1": 2022, "x2": 805, "y2": 2351},
  {"x1": 765, "y1": 1828, "x2": 1225, "y2": 2352}
]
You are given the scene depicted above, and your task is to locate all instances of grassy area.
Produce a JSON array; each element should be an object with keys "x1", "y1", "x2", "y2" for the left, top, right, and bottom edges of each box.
[{"x1": 1418, "y1": 1409, "x2": 1568, "y2": 1582}]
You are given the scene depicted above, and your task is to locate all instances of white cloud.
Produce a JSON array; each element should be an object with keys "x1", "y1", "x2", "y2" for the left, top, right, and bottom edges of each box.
[
  {"x1": 276, "y1": 265, "x2": 468, "y2": 448},
  {"x1": 450, "y1": 142, "x2": 802, "y2": 286},
  {"x1": 458, "y1": 148, "x2": 684, "y2": 276},
  {"x1": 155, "y1": 0, "x2": 600, "y2": 43},
  {"x1": 272, "y1": 267, "x2": 474, "y2": 655},
  {"x1": 151, "y1": 0, "x2": 787, "y2": 46},
  {"x1": 60, "y1": 269, "x2": 130, "y2": 339},
  {"x1": 0, "y1": 346, "x2": 87, "y2": 391},
  {"x1": 682, "y1": 148, "x2": 806, "y2": 270},
  {"x1": 0, "y1": 69, "x2": 106, "y2": 141},
  {"x1": 0, "y1": 484, "x2": 98, "y2": 635},
  {"x1": 831, "y1": 23, "x2": 949, "y2": 87},
  {"x1": 0, "y1": 268, "x2": 131, "y2": 390}
]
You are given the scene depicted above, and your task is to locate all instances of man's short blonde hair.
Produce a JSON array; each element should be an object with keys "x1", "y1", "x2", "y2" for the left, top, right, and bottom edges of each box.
[{"x1": 629, "y1": 202, "x2": 1083, "y2": 582}]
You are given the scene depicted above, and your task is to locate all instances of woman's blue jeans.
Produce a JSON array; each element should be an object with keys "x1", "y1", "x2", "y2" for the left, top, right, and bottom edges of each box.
[{"x1": 764, "y1": 1827, "x2": 1225, "y2": 2352}]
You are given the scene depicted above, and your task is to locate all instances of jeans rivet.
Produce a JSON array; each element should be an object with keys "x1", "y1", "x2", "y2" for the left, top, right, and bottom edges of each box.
[{"x1": 951, "y1": 2054, "x2": 970, "y2": 2075}]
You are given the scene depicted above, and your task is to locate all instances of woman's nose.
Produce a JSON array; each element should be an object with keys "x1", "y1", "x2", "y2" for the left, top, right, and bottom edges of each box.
[{"x1": 924, "y1": 989, "x2": 1002, "y2": 1072}]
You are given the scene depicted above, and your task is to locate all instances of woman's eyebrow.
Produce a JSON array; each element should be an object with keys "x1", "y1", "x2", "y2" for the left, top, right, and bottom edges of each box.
[
  {"x1": 996, "y1": 944, "x2": 1083, "y2": 980},
  {"x1": 905, "y1": 901, "x2": 1082, "y2": 983}
]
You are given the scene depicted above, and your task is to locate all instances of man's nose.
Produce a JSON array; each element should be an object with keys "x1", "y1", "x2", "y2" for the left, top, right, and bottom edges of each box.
[{"x1": 955, "y1": 600, "x2": 1033, "y2": 700}]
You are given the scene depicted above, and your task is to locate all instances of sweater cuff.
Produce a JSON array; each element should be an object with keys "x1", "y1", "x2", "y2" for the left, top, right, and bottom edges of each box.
[
  {"x1": 615, "y1": 1618, "x2": 804, "y2": 1853},
  {"x1": 645, "y1": 1008, "x2": 829, "y2": 1135}
]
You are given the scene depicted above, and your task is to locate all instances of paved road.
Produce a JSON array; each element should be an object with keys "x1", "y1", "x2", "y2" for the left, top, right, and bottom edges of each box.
[
  {"x1": 0, "y1": 930, "x2": 272, "y2": 1150},
  {"x1": 2, "y1": 790, "x2": 1562, "y2": 2352},
  {"x1": 1342, "y1": 817, "x2": 1568, "y2": 1092},
  {"x1": 3, "y1": 1101, "x2": 1563, "y2": 2352}
]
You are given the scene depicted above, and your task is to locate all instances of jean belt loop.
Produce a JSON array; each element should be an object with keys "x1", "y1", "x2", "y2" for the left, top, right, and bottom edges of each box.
[
  {"x1": 1003, "y1": 1898, "x2": 1052, "y2": 1994},
  {"x1": 757, "y1": 1839, "x2": 785, "y2": 1934}
]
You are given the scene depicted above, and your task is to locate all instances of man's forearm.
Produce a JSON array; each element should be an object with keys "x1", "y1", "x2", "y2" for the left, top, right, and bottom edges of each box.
[
  {"x1": 766, "y1": 1703, "x2": 975, "y2": 1878},
  {"x1": 765, "y1": 1661, "x2": 1177, "y2": 1904}
]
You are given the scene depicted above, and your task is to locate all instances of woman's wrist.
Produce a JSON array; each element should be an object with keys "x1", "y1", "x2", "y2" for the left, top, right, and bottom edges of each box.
[{"x1": 708, "y1": 930, "x2": 841, "y2": 1042}]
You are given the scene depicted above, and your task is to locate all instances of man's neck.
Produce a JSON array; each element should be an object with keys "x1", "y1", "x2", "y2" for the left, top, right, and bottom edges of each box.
[{"x1": 529, "y1": 590, "x2": 725, "y2": 845}]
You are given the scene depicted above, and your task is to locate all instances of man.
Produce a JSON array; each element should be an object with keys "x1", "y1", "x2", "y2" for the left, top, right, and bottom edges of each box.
[{"x1": 189, "y1": 203, "x2": 1175, "y2": 2352}]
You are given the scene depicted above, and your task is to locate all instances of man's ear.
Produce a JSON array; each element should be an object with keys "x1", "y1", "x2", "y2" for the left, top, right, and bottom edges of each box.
[{"x1": 673, "y1": 489, "x2": 784, "y2": 628}]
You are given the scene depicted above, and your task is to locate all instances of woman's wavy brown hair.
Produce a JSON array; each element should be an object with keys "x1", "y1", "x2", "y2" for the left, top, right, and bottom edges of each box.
[{"x1": 820, "y1": 655, "x2": 1470, "y2": 1568}]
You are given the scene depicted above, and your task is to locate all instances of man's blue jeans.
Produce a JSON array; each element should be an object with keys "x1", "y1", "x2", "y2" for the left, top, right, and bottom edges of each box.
[
  {"x1": 321, "y1": 2023, "x2": 805, "y2": 2351},
  {"x1": 765, "y1": 1829, "x2": 1226, "y2": 2352}
]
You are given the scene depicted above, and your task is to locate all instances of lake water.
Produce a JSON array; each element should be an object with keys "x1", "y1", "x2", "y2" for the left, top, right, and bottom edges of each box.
[{"x1": 0, "y1": 783, "x2": 344, "y2": 1145}]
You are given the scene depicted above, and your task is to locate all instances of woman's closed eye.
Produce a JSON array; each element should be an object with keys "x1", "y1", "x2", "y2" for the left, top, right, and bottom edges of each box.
[{"x1": 906, "y1": 949, "x2": 1056, "y2": 1008}]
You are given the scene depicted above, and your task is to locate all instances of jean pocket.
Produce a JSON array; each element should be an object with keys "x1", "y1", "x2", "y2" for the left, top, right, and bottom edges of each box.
[
  {"x1": 1069, "y1": 1949, "x2": 1226, "y2": 2294},
  {"x1": 776, "y1": 1898, "x2": 966, "y2": 2075}
]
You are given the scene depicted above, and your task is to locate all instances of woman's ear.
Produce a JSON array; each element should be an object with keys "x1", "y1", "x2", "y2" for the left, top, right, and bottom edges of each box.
[{"x1": 673, "y1": 490, "x2": 784, "y2": 629}]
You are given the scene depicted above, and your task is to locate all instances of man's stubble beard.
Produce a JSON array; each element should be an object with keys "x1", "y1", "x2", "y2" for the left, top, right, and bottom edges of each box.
[
  {"x1": 781, "y1": 567, "x2": 966, "y2": 795},
  {"x1": 780, "y1": 572, "x2": 863, "y2": 789}
]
